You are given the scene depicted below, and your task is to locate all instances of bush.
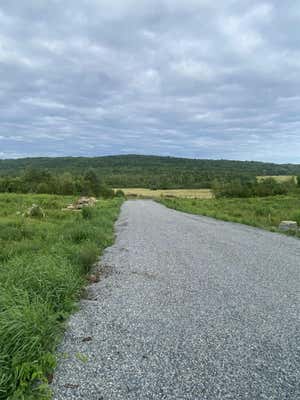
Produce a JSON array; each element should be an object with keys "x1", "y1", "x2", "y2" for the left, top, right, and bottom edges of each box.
[
  {"x1": 36, "y1": 183, "x2": 51, "y2": 194},
  {"x1": 291, "y1": 211, "x2": 300, "y2": 225},
  {"x1": 212, "y1": 179, "x2": 253, "y2": 198},
  {"x1": 115, "y1": 189, "x2": 125, "y2": 198},
  {"x1": 72, "y1": 242, "x2": 99, "y2": 273},
  {"x1": 255, "y1": 178, "x2": 289, "y2": 196},
  {"x1": 99, "y1": 185, "x2": 115, "y2": 199},
  {"x1": 24, "y1": 204, "x2": 45, "y2": 218}
]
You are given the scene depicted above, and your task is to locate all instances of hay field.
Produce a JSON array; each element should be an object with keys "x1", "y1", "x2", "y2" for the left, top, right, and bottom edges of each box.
[
  {"x1": 116, "y1": 188, "x2": 213, "y2": 199},
  {"x1": 257, "y1": 175, "x2": 298, "y2": 183}
]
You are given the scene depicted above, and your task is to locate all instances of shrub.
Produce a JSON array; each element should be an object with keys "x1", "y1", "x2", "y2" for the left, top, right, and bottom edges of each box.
[
  {"x1": 291, "y1": 211, "x2": 300, "y2": 225},
  {"x1": 212, "y1": 179, "x2": 253, "y2": 198},
  {"x1": 99, "y1": 185, "x2": 114, "y2": 199},
  {"x1": 72, "y1": 242, "x2": 99, "y2": 273},
  {"x1": 36, "y1": 183, "x2": 51, "y2": 194},
  {"x1": 115, "y1": 189, "x2": 125, "y2": 198},
  {"x1": 24, "y1": 204, "x2": 45, "y2": 218}
]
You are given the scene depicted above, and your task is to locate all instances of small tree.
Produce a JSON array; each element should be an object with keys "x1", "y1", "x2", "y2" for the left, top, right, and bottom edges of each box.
[
  {"x1": 59, "y1": 173, "x2": 76, "y2": 195},
  {"x1": 83, "y1": 169, "x2": 101, "y2": 197},
  {"x1": 36, "y1": 182, "x2": 50, "y2": 194}
]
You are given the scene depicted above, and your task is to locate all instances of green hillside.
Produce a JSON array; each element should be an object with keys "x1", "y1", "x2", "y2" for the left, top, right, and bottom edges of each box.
[{"x1": 1, "y1": 154, "x2": 300, "y2": 188}]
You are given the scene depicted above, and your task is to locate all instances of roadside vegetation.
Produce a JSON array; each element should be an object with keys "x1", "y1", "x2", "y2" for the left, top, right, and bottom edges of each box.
[
  {"x1": 160, "y1": 194, "x2": 300, "y2": 237},
  {"x1": 0, "y1": 193, "x2": 123, "y2": 399},
  {"x1": 159, "y1": 176, "x2": 300, "y2": 235}
]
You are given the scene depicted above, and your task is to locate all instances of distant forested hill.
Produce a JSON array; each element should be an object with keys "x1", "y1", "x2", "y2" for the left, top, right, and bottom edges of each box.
[{"x1": 1, "y1": 154, "x2": 300, "y2": 188}]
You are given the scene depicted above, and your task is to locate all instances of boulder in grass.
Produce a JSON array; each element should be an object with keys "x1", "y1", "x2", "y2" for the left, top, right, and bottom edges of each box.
[
  {"x1": 75, "y1": 197, "x2": 97, "y2": 209},
  {"x1": 87, "y1": 272, "x2": 100, "y2": 283},
  {"x1": 63, "y1": 197, "x2": 97, "y2": 211},
  {"x1": 278, "y1": 220, "x2": 298, "y2": 232}
]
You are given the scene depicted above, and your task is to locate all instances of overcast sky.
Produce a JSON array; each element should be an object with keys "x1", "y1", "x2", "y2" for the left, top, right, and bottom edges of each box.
[{"x1": 0, "y1": 1, "x2": 300, "y2": 162}]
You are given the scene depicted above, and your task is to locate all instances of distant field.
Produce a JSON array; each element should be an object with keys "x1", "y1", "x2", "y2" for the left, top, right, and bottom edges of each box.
[
  {"x1": 116, "y1": 188, "x2": 213, "y2": 199},
  {"x1": 257, "y1": 175, "x2": 298, "y2": 183}
]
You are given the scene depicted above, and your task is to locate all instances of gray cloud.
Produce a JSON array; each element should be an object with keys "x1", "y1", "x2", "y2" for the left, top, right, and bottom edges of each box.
[{"x1": 0, "y1": 0, "x2": 300, "y2": 162}]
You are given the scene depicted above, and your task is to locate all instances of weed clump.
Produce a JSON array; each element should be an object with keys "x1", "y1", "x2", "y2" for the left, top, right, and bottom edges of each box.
[
  {"x1": 23, "y1": 204, "x2": 45, "y2": 218},
  {"x1": 81, "y1": 206, "x2": 94, "y2": 220},
  {"x1": 115, "y1": 189, "x2": 125, "y2": 198}
]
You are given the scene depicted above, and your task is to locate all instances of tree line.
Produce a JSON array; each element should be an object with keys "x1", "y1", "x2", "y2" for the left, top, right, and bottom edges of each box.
[
  {"x1": 0, "y1": 168, "x2": 298, "y2": 199},
  {"x1": 212, "y1": 177, "x2": 300, "y2": 198},
  {"x1": 1, "y1": 155, "x2": 300, "y2": 189},
  {"x1": 0, "y1": 168, "x2": 124, "y2": 198}
]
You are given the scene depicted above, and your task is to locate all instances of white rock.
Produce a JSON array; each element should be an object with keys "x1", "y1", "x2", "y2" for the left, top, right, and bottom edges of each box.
[{"x1": 278, "y1": 221, "x2": 298, "y2": 231}]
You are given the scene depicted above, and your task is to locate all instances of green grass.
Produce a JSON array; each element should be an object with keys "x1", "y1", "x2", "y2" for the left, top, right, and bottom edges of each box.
[
  {"x1": 0, "y1": 193, "x2": 122, "y2": 399},
  {"x1": 159, "y1": 195, "x2": 300, "y2": 236}
]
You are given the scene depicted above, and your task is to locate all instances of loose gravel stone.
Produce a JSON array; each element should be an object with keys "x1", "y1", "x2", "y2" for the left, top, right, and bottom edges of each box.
[{"x1": 52, "y1": 200, "x2": 300, "y2": 399}]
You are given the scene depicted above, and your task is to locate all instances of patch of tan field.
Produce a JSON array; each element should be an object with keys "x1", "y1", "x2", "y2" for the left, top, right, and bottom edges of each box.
[
  {"x1": 115, "y1": 188, "x2": 213, "y2": 199},
  {"x1": 257, "y1": 175, "x2": 298, "y2": 184}
]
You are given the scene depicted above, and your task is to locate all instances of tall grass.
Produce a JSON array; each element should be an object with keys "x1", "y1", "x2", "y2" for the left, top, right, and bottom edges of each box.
[
  {"x1": 159, "y1": 195, "x2": 300, "y2": 236},
  {"x1": 0, "y1": 194, "x2": 122, "y2": 399}
]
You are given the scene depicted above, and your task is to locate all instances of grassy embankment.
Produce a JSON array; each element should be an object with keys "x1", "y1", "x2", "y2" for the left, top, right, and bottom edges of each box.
[
  {"x1": 0, "y1": 193, "x2": 122, "y2": 399},
  {"x1": 115, "y1": 188, "x2": 213, "y2": 199},
  {"x1": 159, "y1": 195, "x2": 300, "y2": 237}
]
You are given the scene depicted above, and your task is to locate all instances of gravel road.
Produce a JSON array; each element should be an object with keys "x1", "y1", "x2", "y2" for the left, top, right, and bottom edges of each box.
[{"x1": 52, "y1": 200, "x2": 300, "y2": 399}]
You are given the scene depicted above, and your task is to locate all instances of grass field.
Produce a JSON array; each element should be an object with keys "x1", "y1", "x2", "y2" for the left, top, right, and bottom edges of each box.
[
  {"x1": 159, "y1": 195, "x2": 300, "y2": 236},
  {"x1": 0, "y1": 194, "x2": 122, "y2": 399},
  {"x1": 257, "y1": 175, "x2": 298, "y2": 184},
  {"x1": 116, "y1": 188, "x2": 213, "y2": 199}
]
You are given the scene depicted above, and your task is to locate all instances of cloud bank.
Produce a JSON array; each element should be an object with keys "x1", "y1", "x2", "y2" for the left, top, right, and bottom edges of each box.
[{"x1": 0, "y1": 1, "x2": 300, "y2": 162}]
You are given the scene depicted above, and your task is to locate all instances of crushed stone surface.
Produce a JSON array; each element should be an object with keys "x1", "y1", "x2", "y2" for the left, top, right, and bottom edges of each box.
[{"x1": 52, "y1": 200, "x2": 300, "y2": 399}]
